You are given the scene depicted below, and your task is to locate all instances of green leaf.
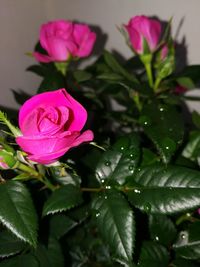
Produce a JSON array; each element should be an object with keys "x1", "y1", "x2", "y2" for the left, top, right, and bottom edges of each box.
[
  {"x1": 173, "y1": 221, "x2": 200, "y2": 260},
  {"x1": 0, "y1": 254, "x2": 39, "y2": 267},
  {"x1": 47, "y1": 237, "x2": 65, "y2": 267},
  {"x1": 0, "y1": 230, "x2": 26, "y2": 258},
  {"x1": 126, "y1": 164, "x2": 200, "y2": 214},
  {"x1": 26, "y1": 64, "x2": 47, "y2": 77},
  {"x1": 141, "y1": 148, "x2": 158, "y2": 167},
  {"x1": 149, "y1": 214, "x2": 177, "y2": 246},
  {"x1": 182, "y1": 131, "x2": 200, "y2": 161},
  {"x1": 138, "y1": 241, "x2": 169, "y2": 267},
  {"x1": 176, "y1": 76, "x2": 195, "y2": 89},
  {"x1": 103, "y1": 51, "x2": 138, "y2": 83},
  {"x1": 49, "y1": 214, "x2": 77, "y2": 239},
  {"x1": 95, "y1": 134, "x2": 140, "y2": 185},
  {"x1": 50, "y1": 166, "x2": 81, "y2": 186},
  {"x1": 38, "y1": 71, "x2": 65, "y2": 93},
  {"x1": 176, "y1": 65, "x2": 200, "y2": 85},
  {"x1": 73, "y1": 70, "x2": 92, "y2": 82},
  {"x1": 32, "y1": 239, "x2": 64, "y2": 267},
  {"x1": 140, "y1": 103, "x2": 184, "y2": 163},
  {"x1": 92, "y1": 190, "x2": 135, "y2": 266},
  {"x1": 97, "y1": 73, "x2": 123, "y2": 81},
  {"x1": 43, "y1": 185, "x2": 82, "y2": 216},
  {"x1": 192, "y1": 111, "x2": 200, "y2": 129},
  {"x1": 172, "y1": 258, "x2": 199, "y2": 267},
  {"x1": 0, "y1": 181, "x2": 38, "y2": 247}
]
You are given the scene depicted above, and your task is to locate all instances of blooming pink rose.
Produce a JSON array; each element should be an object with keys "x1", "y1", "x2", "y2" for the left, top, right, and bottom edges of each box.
[
  {"x1": 125, "y1": 15, "x2": 161, "y2": 54},
  {"x1": 16, "y1": 89, "x2": 94, "y2": 164},
  {"x1": 34, "y1": 20, "x2": 96, "y2": 63}
]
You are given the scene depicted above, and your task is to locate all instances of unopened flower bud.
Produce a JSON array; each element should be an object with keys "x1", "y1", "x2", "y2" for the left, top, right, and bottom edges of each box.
[{"x1": 0, "y1": 147, "x2": 17, "y2": 169}]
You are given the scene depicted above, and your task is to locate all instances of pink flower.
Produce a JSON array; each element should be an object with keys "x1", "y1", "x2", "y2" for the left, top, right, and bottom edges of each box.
[
  {"x1": 125, "y1": 15, "x2": 161, "y2": 54},
  {"x1": 16, "y1": 89, "x2": 94, "y2": 164},
  {"x1": 160, "y1": 44, "x2": 168, "y2": 60},
  {"x1": 34, "y1": 20, "x2": 96, "y2": 63}
]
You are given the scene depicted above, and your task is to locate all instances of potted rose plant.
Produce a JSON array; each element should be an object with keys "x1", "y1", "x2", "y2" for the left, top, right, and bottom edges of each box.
[{"x1": 1, "y1": 15, "x2": 200, "y2": 267}]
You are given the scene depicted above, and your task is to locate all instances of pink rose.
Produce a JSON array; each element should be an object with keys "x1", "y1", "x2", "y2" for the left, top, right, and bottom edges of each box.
[
  {"x1": 125, "y1": 15, "x2": 161, "y2": 54},
  {"x1": 16, "y1": 89, "x2": 94, "y2": 164},
  {"x1": 34, "y1": 20, "x2": 96, "y2": 63}
]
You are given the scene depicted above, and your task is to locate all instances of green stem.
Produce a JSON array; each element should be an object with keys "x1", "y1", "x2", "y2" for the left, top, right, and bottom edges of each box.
[
  {"x1": 154, "y1": 77, "x2": 161, "y2": 92},
  {"x1": 140, "y1": 54, "x2": 154, "y2": 89},
  {"x1": 145, "y1": 62, "x2": 154, "y2": 89},
  {"x1": 81, "y1": 187, "x2": 104, "y2": 193},
  {"x1": 176, "y1": 212, "x2": 192, "y2": 225},
  {"x1": 132, "y1": 92, "x2": 142, "y2": 111},
  {"x1": 16, "y1": 162, "x2": 56, "y2": 191}
]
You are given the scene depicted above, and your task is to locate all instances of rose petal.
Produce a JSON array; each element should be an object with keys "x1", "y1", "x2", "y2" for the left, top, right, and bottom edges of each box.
[
  {"x1": 27, "y1": 130, "x2": 94, "y2": 164},
  {"x1": 19, "y1": 89, "x2": 87, "y2": 134},
  {"x1": 73, "y1": 24, "x2": 96, "y2": 57},
  {"x1": 16, "y1": 131, "x2": 79, "y2": 155}
]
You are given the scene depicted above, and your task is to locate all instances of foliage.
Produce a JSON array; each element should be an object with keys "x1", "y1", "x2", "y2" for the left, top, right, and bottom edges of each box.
[{"x1": 1, "y1": 15, "x2": 200, "y2": 267}]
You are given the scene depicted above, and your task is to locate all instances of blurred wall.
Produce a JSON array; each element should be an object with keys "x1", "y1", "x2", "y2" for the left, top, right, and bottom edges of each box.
[{"x1": 1, "y1": 0, "x2": 200, "y2": 109}]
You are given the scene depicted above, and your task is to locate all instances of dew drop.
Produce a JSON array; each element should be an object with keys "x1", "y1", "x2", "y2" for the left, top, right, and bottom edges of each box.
[
  {"x1": 129, "y1": 165, "x2": 134, "y2": 171},
  {"x1": 130, "y1": 153, "x2": 134, "y2": 158},
  {"x1": 96, "y1": 212, "x2": 100, "y2": 218},
  {"x1": 134, "y1": 189, "x2": 141, "y2": 194},
  {"x1": 120, "y1": 146, "x2": 125, "y2": 151},
  {"x1": 159, "y1": 106, "x2": 164, "y2": 112},
  {"x1": 155, "y1": 236, "x2": 159, "y2": 242},
  {"x1": 139, "y1": 116, "x2": 151, "y2": 127},
  {"x1": 181, "y1": 233, "x2": 186, "y2": 239},
  {"x1": 104, "y1": 196, "x2": 108, "y2": 200},
  {"x1": 144, "y1": 203, "x2": 151, "y2": 213},
  {"x1": 105, "y1": 186, "x2": 111, "y2": 190},
  {"x1": 101, "y1": 179, "x2": 105, "y2": 184},
  {"x1": 105, "y1": 161, "x2": 111, "y2": 166}
]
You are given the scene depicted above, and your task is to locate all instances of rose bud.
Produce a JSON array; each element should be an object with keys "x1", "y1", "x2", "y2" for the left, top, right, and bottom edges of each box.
[
  {"x1": 125, "y1": 15, "x2": 161, "y2": 54},
  {"x1": 16, "y1": 89, "x2": 94, "y2": 165},
  {"x1": 0, "y1": 146, "x2": 17, "y2": 169},
  {"x1": 34, "y1": 20, "x2": 96, "y2": 63}
]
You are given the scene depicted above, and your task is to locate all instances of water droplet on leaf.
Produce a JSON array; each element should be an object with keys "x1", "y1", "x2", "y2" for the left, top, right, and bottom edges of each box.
[
  {"x1": 139, "y1": 116, "x2": 151, "y2": 127},
  {"x1": 105, "y1": 161, "x2": 111, "y2": 166},
  {"x1": 129, "y1": 165, "x2": 134, "y2": 171},
  {"x1": 105, "y1": 186, "x2": 111, "y2": 190},
  {"x1": 144, "y1": 203, "x2": 151, "y2": 213},
  {"x1": 134, "y1": 189, "x2": 141, "y2": 194}
]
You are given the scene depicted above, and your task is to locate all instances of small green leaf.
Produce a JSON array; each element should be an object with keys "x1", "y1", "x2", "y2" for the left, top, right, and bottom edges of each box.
[
  {"x1": 103, "y1": 51, "x2": 138, "y2": 83},
  {"x1": 49, "y1": 214, "x2": 77, "y2": 239},
  {"x1": 97, "y1": 73, "x2": 123, "y2": 81},
  {"x1": 173, "y1": 221, "x2": 200, "y2": 260},
  {"x1": 176, "y1": 77, "x2": 195, "y2": 89},
  {"x1": 149, "y1": 214, "x2": 177, "y2": 246},
  {"x1": 92, "y1": 190, "x2": 135, "y2": 266},
  {"x1": 73, "y1": 70, "x2": 92, "y2": 82},
  {"x1": 172, "y1": 258, "x2": 199, "y2": 267},
  {"x1": 182, "y1": 131, "x2": 200, "y2": 161},
  {"x1": 192, "y1": 111, "x2": 200, "y2": 129},
  {"x1": 140, "y1": 103, "x2": 184, "y2": 163},
  {"x1": 43, "y1": 185, "x2": 82, "y2": 216},
  {"x1": 0, "y1": 181, "x2": 38, "y2": 247},
  {"x1": 0, "y1": 254, "x2": 39, "y2": 267},
  {"x1": 0, "y1": 230, "x2": 27, "y2": 258},
  {"x1": 138, "y1": 241, "x2": 169, "y2": 267},
  {"x1": 127, "y1": 164, "x2": 200, "y2": 214},
  {"x1": 95, "y1": 134, "x2": 140, "y2": 185}
]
